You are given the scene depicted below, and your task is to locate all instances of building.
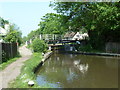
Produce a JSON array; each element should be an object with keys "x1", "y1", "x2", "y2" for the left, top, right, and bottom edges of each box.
[
  {"x1": 0, "y1": 27, "x2": 7, "y2": 36},
  {"x1": 0, "y1": 24, "x2": 10, "y2": 42},
  {"x1": 64, "y1": 32, "x2": 88, "y2": 40}
]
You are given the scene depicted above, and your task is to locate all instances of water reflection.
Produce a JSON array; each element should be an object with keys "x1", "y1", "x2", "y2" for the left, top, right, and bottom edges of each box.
[
  {"x1": 36, "y1": 53, "x2": 118, "y2": 88},
  {"x1": 78, "y1": 64, "x2": 88, "y2": 74},
  {"x1": 73, "y1": 60, "x2": 80, "y2": 65},
  {"x1": 73, "y1": 60, "x2": 89, "y2": 74},
  {"x1": 67, "y1": 68, "x2": 78, "y2": 82}
]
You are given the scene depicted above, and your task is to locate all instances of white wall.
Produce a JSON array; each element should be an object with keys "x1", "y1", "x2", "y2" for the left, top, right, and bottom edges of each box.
[
  {"x1": 4, "y1": 24, "x2": 10, "y2": 32},
  {"x1": 72, "y1": 32, "x2": 88, "y2": 40},
  {"x1": 0, "y1": 27, "x2": 7, "y2": 35}
]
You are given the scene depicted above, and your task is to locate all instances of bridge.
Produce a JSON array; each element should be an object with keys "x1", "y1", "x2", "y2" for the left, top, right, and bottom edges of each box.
[
  {"x1": 46, "y1": 39, "x2": 82, "y2": 51},
  {"x1": 45, "y1": 39, "x2": 82, "y2": 46}
]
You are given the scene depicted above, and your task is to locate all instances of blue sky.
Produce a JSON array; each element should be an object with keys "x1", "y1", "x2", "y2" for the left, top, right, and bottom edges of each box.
[{"x1": 0, "y1": 1, "x2": 56, "y2": 37}]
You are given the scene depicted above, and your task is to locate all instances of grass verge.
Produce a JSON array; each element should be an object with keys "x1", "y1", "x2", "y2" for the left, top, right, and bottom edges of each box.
[
  {"x1": 9, "y1": 53, "x2": 51, "y2": 88},
  {"x1": 0, "y1": 55, "x2": 21, "y2": 70}
]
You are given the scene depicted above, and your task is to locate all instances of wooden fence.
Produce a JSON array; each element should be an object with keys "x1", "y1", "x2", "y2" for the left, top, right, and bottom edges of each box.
[
  {"x1": 106, "y1": 42, "x2": 120, "y2": 54},
  {"x1": 0, "y1": 43, "x2": 18, "y2": 63}
]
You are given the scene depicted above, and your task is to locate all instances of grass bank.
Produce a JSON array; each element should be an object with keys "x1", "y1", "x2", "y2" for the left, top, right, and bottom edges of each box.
[
  {"x1": 9, "y1": 53, "x2": 51, "y2": 88},
  {"x1": 0, "y1": 55, "x2": 21, "y2": 70}
]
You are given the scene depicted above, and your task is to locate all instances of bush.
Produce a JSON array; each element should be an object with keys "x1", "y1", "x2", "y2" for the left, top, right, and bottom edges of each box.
[
  {"x1": 79, "y1": 44, "x2": 93, "y2": 52},
  {"x1": 32, "y1": 39, "x2": 47, "y2": 53},
  {"x1": 78, "y1": 44, "x2": 104, "y2": 53}
]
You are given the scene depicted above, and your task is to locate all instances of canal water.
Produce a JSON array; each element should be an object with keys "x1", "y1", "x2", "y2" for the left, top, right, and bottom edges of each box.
[{"x1": 36, "y1": 52, "x2": 118, "y2": 88}]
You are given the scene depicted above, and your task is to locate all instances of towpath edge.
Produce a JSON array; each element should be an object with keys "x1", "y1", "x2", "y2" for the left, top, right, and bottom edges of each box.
[
  {"x1": 0, "y1": 45, "x2": 32, "y2": 89},
  {"x1": 34, "y1": 51, "x2": 53, "y2": 73}
]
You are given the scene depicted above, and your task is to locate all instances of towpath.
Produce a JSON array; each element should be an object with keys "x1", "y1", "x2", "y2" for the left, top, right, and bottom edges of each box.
[{"x1": 0, "y1": 45, "x2": 32, "y2": 89}]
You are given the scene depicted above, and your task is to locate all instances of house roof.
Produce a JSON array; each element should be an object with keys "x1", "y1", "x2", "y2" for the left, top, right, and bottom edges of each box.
[{"x1": 64, "y1": 32, "x2": 76, "y2": 38}]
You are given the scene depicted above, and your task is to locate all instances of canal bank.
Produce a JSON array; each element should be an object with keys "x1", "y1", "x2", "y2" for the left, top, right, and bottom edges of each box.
[
  {"x1": 9, "y1": 51, "x2": 53, "y2": 88},
  {"x1": 34, "y1": 51, "x2": 53, "y2": 73},
  {"x1": 65, "y1": 51, "x2": 120, "y2": 57},
  {"x1": 50, "y1": 44, "x2": 120, "y2": 57}
]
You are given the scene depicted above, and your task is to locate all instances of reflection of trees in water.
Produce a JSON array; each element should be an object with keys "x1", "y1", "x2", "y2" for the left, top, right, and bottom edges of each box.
[
  {"x1": 78, "y1": 64, "x2": 89, "y2": 74},
  {"x1": 37, "y1": 53, "x2": 118, "y2": 88},
  {"x1": 73, "y1": 60, "x2": 89, "y2": 74},
  {"x1": 42, "y1": 54, "x2": 89, "y2": 86}
]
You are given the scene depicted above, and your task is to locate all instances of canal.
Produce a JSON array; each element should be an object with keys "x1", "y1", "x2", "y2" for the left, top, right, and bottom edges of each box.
[{"x1": 36, "y1": 52, "x2": 118, "y2": 88}]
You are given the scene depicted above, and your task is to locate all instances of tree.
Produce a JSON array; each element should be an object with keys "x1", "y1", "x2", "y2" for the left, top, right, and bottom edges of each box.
[
  {"x1": 32, "y1": 38, "x2": 47, "y2": 53},
  {"x1": 38, "y1": 13, "x2": 68, "y2": 34},
  {"x1": 4, "y1": 24, "x2": 22, "y2": 45},
  {"x1": 50, "y1": 2, "x2": 120, "y2": 49},
  {"x1": 22, "y1": 36, "x2": 27, "y2": 44},
  {"x1": 27, "y1": 30, "x2": 37, "y2": 41},
  {"x1": 0, "y1": 17, "x2": 9, "y2": 28},
  {"x1": 4, "y1": 30, "x2": 22, "y2": 44}
]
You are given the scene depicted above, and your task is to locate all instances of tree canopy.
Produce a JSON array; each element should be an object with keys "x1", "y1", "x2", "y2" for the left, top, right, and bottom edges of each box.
[
  {"x1": 4, "y1": 24, "x2": 22, "y2": 45},
  {"x1": 0, "y1": 17, "x2": 9, "y2": 28},
  {"x1": 49, "y1": 2, "x2": 120, "y2": 49},
  {"x1": 37, "y1": 13, "x2": 68, "y2": 34},
  {"x1": 26, "y1": 2, "x2": 120, "y2": 50},
  {"x1": 0, "y1": 17, "x2": 22, "y2": 45}
]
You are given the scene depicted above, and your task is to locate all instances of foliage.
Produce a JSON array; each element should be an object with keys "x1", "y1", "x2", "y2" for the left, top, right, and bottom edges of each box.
[
  {"x1": 79, "y1": 44, "x2": 93, "y2": 52},
  {"x1": 22, "y1": 36, "x2": 27, "y2": 44},
  {"x1": 37, "y1": 13, "x2": 68, "y2": 34},
  {"x1": 27, "y1": 30, "x2": 37, "y2": 41},
  {"x1": 32, "y1": 38, "x2": 47, "y2": 53},
  {"x1": 26, "y1": 2, "x2": 120, "y2": 51},
  {"x1": 50, "y1": 2, "x2": 120, "y2": 49},
  {"x1": 0, "y1": 55, "x2": 21, "y2": 70},
  {"x1": 0, "y1": 18, "x2": 22, "y2": 45},
  {"x1": 9, "y1": 53, "x2": 51, "y2": 88},
  {"x1": 4, "y1": 30, "x2": 21, "y2": 43},
  {"x1": 4, "y1": 24, "x2": 22, "y2": 45},
  {"x1": 0, "y1": 17, "x2": 9, "y2": 28},
  {"x1": 78, "y1": 44, "x2": 104, "y2": 53},
  {"x1": 26, "y1": 13, "x2": 68, "y2": 41}
]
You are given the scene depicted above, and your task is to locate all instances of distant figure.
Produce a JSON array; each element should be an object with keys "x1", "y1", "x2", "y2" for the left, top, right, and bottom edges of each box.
[
  {"x1": 75, "y1": 41, "x2": 81, "y2": 51},
  {"x1": 76, "y1": 41, "x2": 81, "y2": 44}
]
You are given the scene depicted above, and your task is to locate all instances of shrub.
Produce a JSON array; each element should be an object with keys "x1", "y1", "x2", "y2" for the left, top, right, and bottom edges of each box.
[
  {"x1": 32, "y1": 39, "x2": 47, "y2": 53},
  {"x1": 79, "y1": 44, "x2": 93, "y2": 52}
]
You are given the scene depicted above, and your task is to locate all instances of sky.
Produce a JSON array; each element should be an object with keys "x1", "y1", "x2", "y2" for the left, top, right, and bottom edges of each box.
[{"x1": 0, "y1": 0, "x2": 56, "y2": 37}]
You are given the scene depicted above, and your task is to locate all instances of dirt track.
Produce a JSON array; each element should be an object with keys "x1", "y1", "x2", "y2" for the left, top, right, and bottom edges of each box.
[{"x1": 0, "y1": 45, "x2": 32, "y2": 89}]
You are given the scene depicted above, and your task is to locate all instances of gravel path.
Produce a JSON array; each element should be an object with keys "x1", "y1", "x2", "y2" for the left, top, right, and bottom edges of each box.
[{"x1": 0, "y1": 45, "x2": 32, "y2": 89}]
